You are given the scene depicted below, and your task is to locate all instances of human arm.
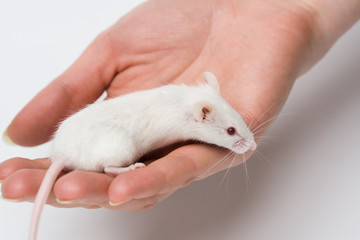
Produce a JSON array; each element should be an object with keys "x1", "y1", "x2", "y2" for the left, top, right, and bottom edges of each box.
[{"x1": 1, "y1": 0, "x2": 360, "y2": 210}]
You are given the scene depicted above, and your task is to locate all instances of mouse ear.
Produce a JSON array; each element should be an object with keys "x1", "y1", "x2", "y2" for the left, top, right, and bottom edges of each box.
[
  {"x1": 203, "y1": 72, "x2": 220, "y2": 93},
  {"x1": 192, "y1": 100, "x2": 213, "y2": 122}
]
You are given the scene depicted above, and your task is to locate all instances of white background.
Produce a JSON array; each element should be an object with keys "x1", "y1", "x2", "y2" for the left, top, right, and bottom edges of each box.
[{"x1": 1, "y1": 1, "x2": 359, "y2": 239}]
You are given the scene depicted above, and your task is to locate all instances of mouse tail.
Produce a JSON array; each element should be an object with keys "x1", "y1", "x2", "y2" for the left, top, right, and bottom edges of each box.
[{"x1": 29, "y1": 159, "x2": 66, "y2": 240}]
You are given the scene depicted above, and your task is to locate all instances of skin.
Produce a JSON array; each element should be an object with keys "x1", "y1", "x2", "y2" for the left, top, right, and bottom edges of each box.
[{"x1": 1, "y1": 0, "x2": 360, "y2": 210}]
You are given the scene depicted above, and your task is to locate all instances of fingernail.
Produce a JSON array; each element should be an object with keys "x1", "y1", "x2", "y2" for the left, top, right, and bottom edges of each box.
[
  {"x1": 56, "y1": 198, "x2": 74, "y2": 204},
  {"x1": 109, "y1": 199, "x2": 129, "y2": 207},
  {"x1": 2, "y1": 128, "x2": 17, "y2": 146},
  {"x1": 1, "y1": 195, "x2": 22, "y2": 202}
]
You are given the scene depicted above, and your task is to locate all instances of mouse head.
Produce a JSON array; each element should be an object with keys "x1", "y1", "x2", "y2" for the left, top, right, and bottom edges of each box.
[{"x1": 191, "y1": 72, "x2": 256, "y2": 154}]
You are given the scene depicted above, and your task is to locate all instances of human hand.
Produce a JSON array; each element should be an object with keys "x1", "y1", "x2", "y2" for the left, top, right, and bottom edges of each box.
[{"x1": 1, "y1": 0, "x2": 358, "y2": 210}]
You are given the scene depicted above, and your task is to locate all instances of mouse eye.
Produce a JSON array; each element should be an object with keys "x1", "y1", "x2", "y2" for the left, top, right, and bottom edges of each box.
[{"x1": 227, "y1": 127, "x2": 236, "y2": 135}]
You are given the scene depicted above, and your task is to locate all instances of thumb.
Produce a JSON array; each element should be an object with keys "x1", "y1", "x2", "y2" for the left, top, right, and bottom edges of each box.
[{"x1": 5, "y1": 32, "x2": 117, "y2": 146}]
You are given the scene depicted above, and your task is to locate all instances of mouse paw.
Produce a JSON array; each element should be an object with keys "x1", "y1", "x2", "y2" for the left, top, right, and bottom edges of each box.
[
  {"x1": 104, "y1": 163, "x2": 146, "y2": 176},
  {"x1": 128, "y1": 162, "x2": 146, "y2": 171}
]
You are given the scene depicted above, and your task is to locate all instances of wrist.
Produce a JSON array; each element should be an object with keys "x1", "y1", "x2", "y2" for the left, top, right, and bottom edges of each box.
[{"x1": 295, "y1": 0, "x2": 360, "y2": 71}]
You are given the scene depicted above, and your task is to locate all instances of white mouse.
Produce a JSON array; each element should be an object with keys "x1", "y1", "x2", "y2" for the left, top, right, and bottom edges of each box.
[{"x1": 29, "y1": 72, "x2": 256, "y2": 240}]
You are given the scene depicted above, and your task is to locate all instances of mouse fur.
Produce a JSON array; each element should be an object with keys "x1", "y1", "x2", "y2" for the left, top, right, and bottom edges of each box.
[{"x1": 29, "y1": 72, "x2": 256, "y2": 240}]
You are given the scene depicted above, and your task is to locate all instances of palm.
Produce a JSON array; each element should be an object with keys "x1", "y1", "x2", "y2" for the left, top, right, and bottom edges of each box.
[
  {"x1": 1, "y1": 0, "x2": 314, "y2": 209},
  {"x1": 105, "y1": 0, "x2": 308, "y2": 127}
]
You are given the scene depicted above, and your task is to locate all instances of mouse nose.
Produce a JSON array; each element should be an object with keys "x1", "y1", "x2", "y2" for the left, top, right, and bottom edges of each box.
[
  {"x1": 248, "y1": 135, "x2": 257, "y2": 151},
  {"x1": 244, "y1": 139, "x2": 257, "y2": 151},
  {"x1": 250, "y1": 141, "x2": 257, "y2": 151}
]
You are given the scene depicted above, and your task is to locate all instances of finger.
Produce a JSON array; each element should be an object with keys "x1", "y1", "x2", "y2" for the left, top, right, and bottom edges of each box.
[
  {"x1": 0, "y1": 158, "x2": 50, "y2": 181},
  {"x1": 1, "y1": 168, "x2": 48, "y2": 201},
  {"x1": 53, "y1": 170, "x2": 113, "y2": 206},
  {"x1": 0, "y1": 167, "x2": 103, "y2": 209},
  {"x1": 6, "y1": 32, "x2": 117, "y2": 146},
  {"x1": 106, "y1": 192, "x2": 174, "y2": 211},
  {"x1": 108, "y1": 144, "x2": 248, "y2": 204}
]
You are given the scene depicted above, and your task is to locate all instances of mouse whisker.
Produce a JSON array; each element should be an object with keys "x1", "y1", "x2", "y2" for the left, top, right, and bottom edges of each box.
[
  {"x1": 241, "y1": 111, "x2": 257, "y2": 130},
  {"x1": 203, "y1": 150, "x2": 234, "y2": 177},
  {"x1": 251, "y1": 111, "x2": 298, "y2": 135},
  {"x1": 242, "y1": 154, "x2": 251, "y2": 192},
  {"x1": 217, "y1": 152, "x2": 238, "y2": 191},
  {"x1": 259, "y1": 101, "x2": 278, "y2": 121},
  {"x1": 254, "y1": 135, "x2": 284, "y2": 147},
  {"x1": 253, "y1": 149, "x2": 274, "y2": 169},
  {"x1": 251, "y1": 115, "x2": 280, "y2": 135},
  {"x1": 255, "y1": 135, "x2": 284, "y2": 144},
  {"x1": 250, "y1": 101, "x2": 279, "y2": 131}
]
